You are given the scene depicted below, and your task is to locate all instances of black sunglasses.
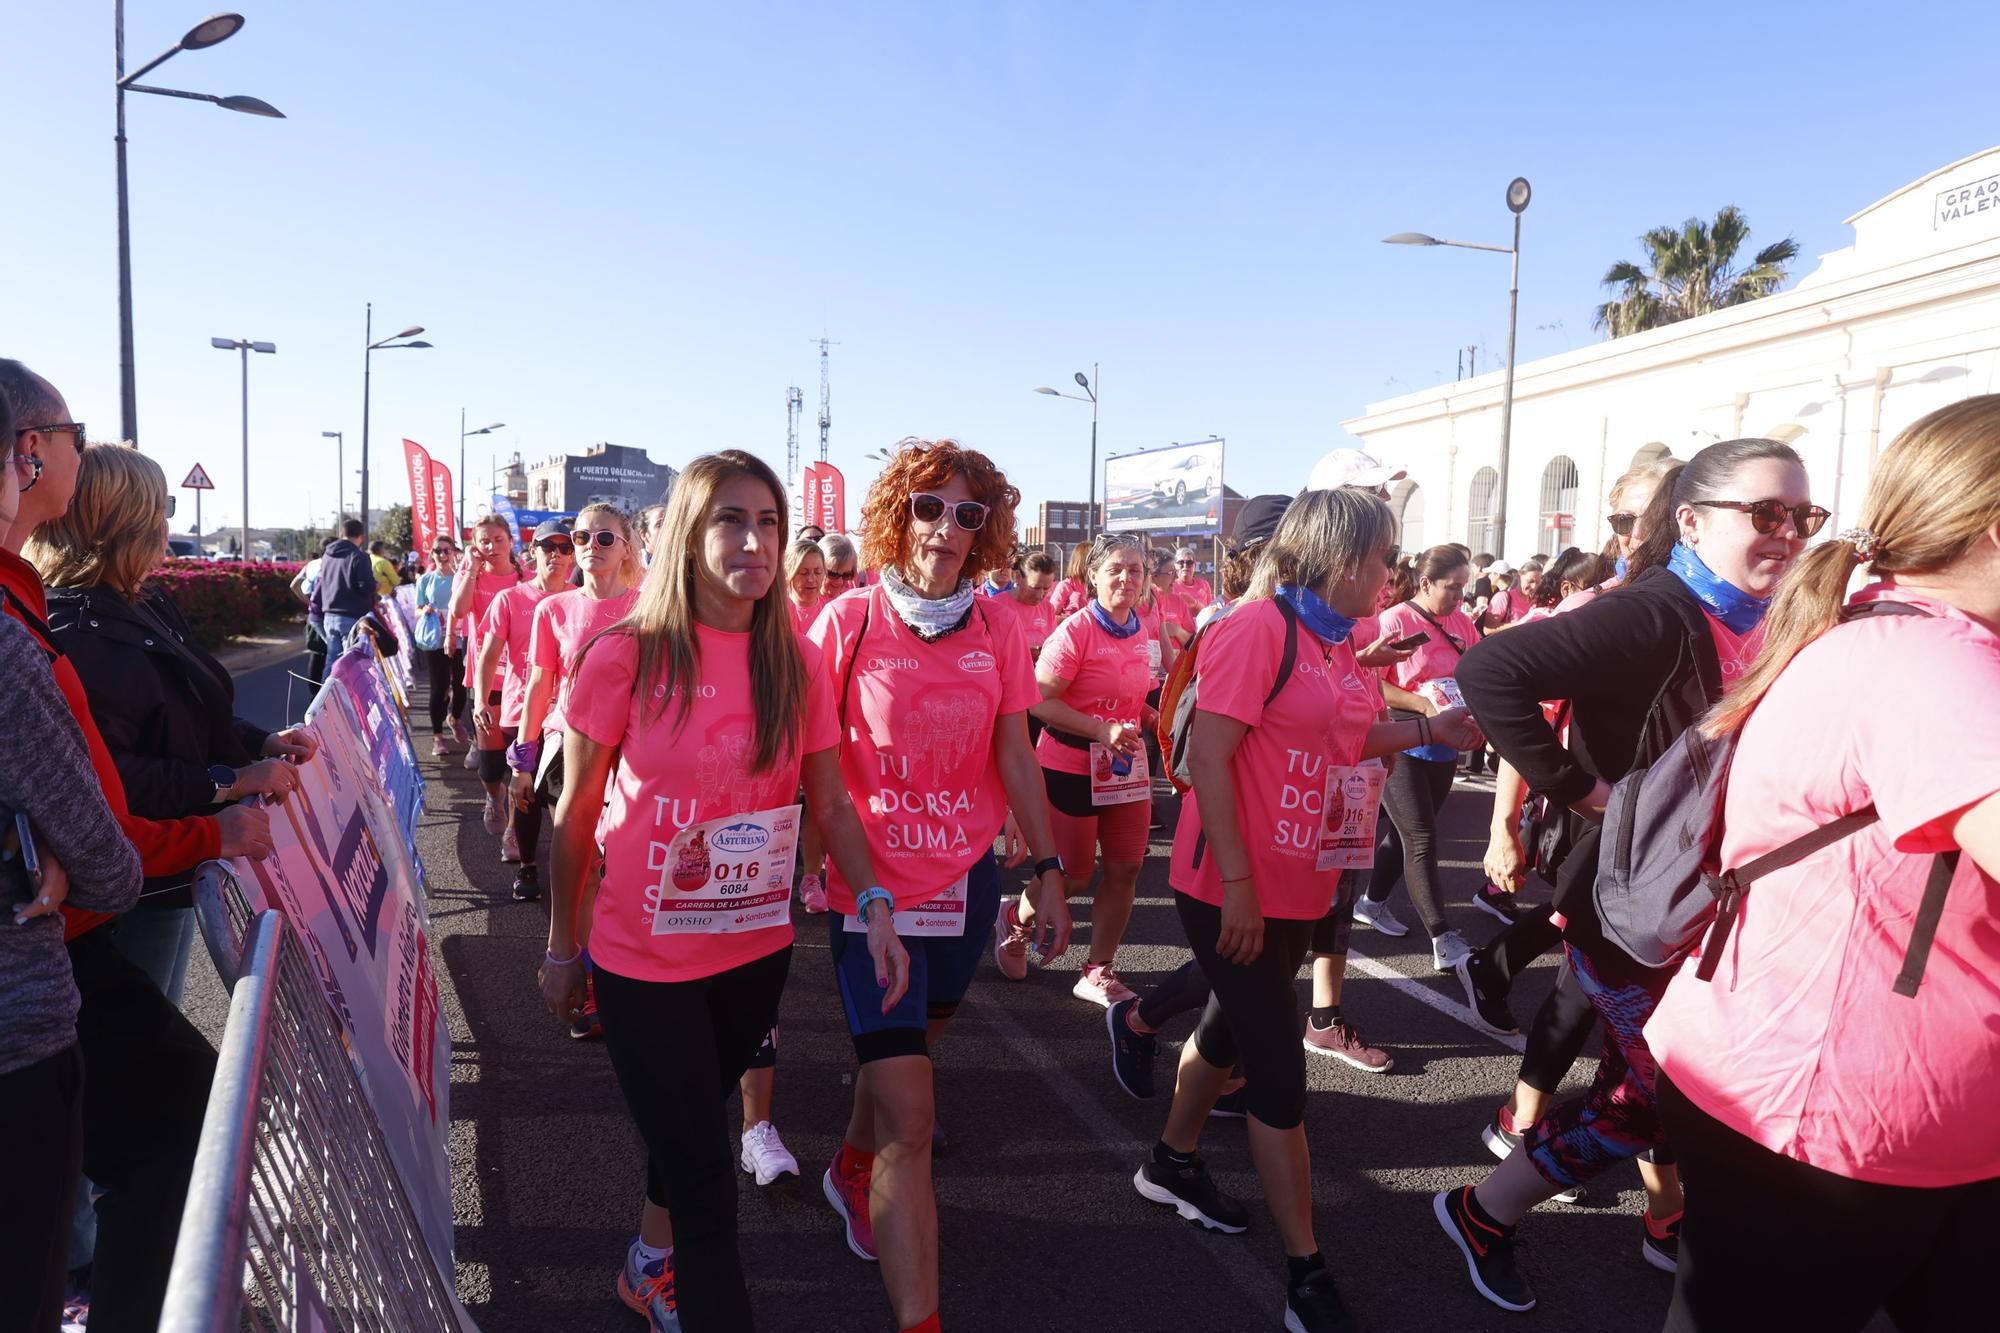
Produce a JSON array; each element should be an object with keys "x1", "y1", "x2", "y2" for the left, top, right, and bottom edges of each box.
[
  {"x1": 165, "y1": 495, "x2": 176, "y2": 518},
  {"x1": 536, "y1": 538, "x2": 575, "y2": 554},
  {"x1": 13, "y1": 422, "x2": 86, "y2": 454},
  {"x1": 1694, "y1": 499, "x2": 1830, "y2": 538},
  {"x1": 574, "y1": 529, "x2": 624, "y2": 548},
  {"x1": 910, "y1": 493, "x2": 989, "y2": 531},
  {"x1": 6, "y1": 451, "x2": 43, "y2": 493},
  {"x1": 825, "y1": 567, "x2": 857, "y2": 583},
  {"x1": 1607, "y1": 512, "x2": 1638, "y2": 537}
]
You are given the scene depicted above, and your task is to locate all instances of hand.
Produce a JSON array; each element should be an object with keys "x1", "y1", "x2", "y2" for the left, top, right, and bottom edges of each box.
[
  {"x1": 865, "y1": 908, "x2": 911, "y2": 1012},
  {"x1": 1354, "y1": 630, "x2": 1418, "y2": 671},
  {"x1": 263, "y1": 726, "x2": 318, "y2": 763},
  {"x1": 537, "y1": 950, "x2": 587, "y2": 1022},
  {"x1": 1025, "y1": 868, "x2": 1073, "y2": 964},
  {"x1": 216, "y1": 804, "x2": 274, "y2": 860},
  {"x1": 1427, "y1": 706, "x2": 1483, "y2": 752},
  {"x1": 1569, "y1": 779, "x2": 1613, "y2": 822},
  {"x1": 471, "y1": 702, "x2": 495, "y2": 735},
  {"x1": 230, "y1": 758, "x2": 302, "y2": 804},
  {"x1": 1483, "y1": 826, "x2": 1527, "y2": 893},
  {"x1": 14, "y1": 852, "x2": 68, "y2": 925},
  {"x1": 1000, "y1": 810, "x2": 1027, "y2": 867},
  {"x1": 1217, "y1": 876, "x2": 1264, "y2": 965},
  {"x1": 509, "y1": 772, "x2": 536, "y2": 813},
  {"x1": 1102, "y1": 720, "x2": 1143, "y2": 758}
]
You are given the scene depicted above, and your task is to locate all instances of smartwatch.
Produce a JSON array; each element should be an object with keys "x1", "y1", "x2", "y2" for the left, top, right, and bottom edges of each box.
[
  {"x1": 208, "y1": 764, "x2": 237, "y2": 804},
  {"x1": 1033, "y1": 856, "x2": 1065, "y2": 880}
]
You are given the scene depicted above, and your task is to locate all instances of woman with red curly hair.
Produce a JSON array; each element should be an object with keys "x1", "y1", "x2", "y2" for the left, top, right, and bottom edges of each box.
[{"x1": 807, "y1": 437, "x2": 1073, "y2": 1333}]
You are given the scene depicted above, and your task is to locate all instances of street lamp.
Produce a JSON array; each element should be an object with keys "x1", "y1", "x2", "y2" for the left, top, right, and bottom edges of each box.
[
  {"x1": 116, "y1": 8, "x2": 284, "y2": 446},
  {"x1": 1385, "y1": 176, "x2": 1531, "y2": 556},
  {"x1": 321, "y1": 430, "x2": 343, "y2": 524},
  {"x1": 210, "y1": 335, "x2": 276, "y2": 560},
  {"x1": 1034, "y1": 365, "x2": 1100, "y2": 538},
  {"x1": 460, "y1": 413, "x2": 505, "y2": 534},
  {"x1": 359, "y1": 303, "x2": 430, "y2": 534}
]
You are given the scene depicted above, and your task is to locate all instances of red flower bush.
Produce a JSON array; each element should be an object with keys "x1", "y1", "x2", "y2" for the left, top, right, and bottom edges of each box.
[{"x1": 146, "y1": 561, "x2": 304, "y2": 649}]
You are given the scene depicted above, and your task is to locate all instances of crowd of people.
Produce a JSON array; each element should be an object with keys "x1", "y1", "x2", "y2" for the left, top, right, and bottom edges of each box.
[{"x1": 1, "y1": 340, "x2": 1994, "y2": 1333}]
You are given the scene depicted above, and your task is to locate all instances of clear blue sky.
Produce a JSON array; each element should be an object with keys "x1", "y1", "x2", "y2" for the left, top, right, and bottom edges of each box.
[{"x1": 9, "y1": 1, "x2": 1997, "y2": 539}]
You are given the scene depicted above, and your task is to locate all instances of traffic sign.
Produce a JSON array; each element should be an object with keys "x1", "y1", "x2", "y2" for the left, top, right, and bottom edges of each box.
[{"x1": 182, "y1": 463, "x2": 216, "y2": 490}]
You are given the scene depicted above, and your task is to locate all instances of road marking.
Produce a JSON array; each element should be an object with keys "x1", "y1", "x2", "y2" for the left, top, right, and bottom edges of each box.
[{"x1": 1339, "y1": 946, "x2": 1527, "y2": 1055}]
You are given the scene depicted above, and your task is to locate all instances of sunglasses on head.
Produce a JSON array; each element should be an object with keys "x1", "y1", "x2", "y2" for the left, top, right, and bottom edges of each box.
[
  {"x1": 574, "y1": 529, "x2": 623, "y2": 548},
  {"x1": 1694, "y1": 498, "x2": 1830, "y2": 538},
  {"x1": 909, "y1": 493, "x2": 989, "y2": 531},
  {"x1": 1607, "y1": 512, "x2": 1639, "y2": 537}
]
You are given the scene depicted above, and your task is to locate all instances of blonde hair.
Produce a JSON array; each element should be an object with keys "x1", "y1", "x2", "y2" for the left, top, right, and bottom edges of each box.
[
  {"x1": 574, "y1": 501, "x2": 642, "y2": 587},
  {"x1": 580, "y1": 450, "x2": 805, "y2": 773},
  {"x1": 1705, "y1": 395, "x2": 2000, "y2": 737},
  {"x1": 28, "y1": 443, "x2": 168, "y2": 598},
  {"x1": 1246, "y1": 487, "x2": 1396, "y2": 602}
]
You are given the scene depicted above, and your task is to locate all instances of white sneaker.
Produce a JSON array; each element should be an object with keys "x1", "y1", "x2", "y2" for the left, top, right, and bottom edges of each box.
[
  {"x1": 1352, "y1": 896, "x2": 1409, "y2": 938},
  {"x1": 739, "y1": 1121, "x2": 799, "y2": 1186},
  {"x1": 500, "y1": 824, "x2": 521, "y2": 863},
  {"x1": 431, "y1": 734, "x2": 451, "y2": 758},
  {"x1": 1072, "y1": 962, "x2": 1138, "y2": 1008},
  {"x1": 482, "y1": 793, "x2": 507, "y2": 836},
  {"x1": 462, "y1": 743, "x2": 481, "y2": 771},
  {"x1": 1431, "y1": 929, "x2": 1473, "y2": 972}
]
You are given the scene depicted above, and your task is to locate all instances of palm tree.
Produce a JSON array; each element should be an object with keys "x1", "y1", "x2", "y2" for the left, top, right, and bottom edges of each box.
[{"x1": 1593, "y1": 206, "x2": 1799, "y2": 337}]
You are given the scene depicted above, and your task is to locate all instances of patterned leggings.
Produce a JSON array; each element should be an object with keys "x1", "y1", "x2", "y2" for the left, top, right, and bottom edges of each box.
[{"x1": 1524, "y1": 943, "x2": 1670, "y2": 1189}]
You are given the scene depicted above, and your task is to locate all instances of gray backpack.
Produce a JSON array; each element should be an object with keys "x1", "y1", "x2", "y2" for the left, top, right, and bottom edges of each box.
[{"x1": 1591, "y1": 600, "x2": 1957, "y2": 996}]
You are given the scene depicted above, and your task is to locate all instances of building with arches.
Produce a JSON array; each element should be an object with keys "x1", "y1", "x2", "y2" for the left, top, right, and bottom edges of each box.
[{"x1": 1346, "y1": 145, "x2": 2000, "y2": 560}]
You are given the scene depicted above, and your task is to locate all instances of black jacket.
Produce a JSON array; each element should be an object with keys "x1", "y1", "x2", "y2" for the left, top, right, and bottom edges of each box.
[{"x1": 45, "y1": 584, "x2": 269, "y2": 909}]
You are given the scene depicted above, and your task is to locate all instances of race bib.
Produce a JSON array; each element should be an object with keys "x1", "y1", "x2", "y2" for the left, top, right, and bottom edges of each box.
[
  {"x1": 1089, "y1": 740, "x2": 1150, "y2": 807},
  {"x1": 844, "y1": 873, "x2": 969, "y2": 938},
  {"x1": 650, "y1": 804, "x2": 800, "y2": 936},
  {"x1": 1316, "y1": 761, "x2": 1386, "y2": 871},
  {"x1": 1145, "y1": 639, "x2": 1163, "y2": 679},
  {"x1": 1418, "y1": 677, "x2": 1466, "y2": 714}
]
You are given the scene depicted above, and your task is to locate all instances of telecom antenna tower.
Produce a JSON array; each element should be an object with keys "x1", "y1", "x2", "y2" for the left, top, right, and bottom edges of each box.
[
  {"x1": 785, "y1": 386, "x2": 803, "y2": 489},
  {"x1": 814, "y1": 336, "x2": 839, "y2": 461}
]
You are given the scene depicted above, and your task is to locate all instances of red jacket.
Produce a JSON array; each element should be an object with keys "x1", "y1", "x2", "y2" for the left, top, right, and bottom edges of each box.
[{"x1": 0, "y1": 549, "x2": 221, "y2": 939}]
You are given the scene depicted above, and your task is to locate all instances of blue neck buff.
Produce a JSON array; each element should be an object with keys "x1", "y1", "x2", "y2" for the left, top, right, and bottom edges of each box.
[
  {"x1": 1666, "y1": 542, "x2": 1770, "y2": 634},
  {"x1": 1088, "y1": 600, "x2": 1142, "y2": 638},
  {"x1": 1614, "y1": 555, "x2": 1629, "y2": 581},
  {"x1": 1277, "y1": 584, "x2": 1356, "y2": 645}
]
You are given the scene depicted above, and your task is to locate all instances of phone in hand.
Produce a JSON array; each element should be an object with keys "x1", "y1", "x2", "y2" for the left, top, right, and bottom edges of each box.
[
  {"x1": 1110, "y1": 750, "x2": 1133, "y2": 777},
  {"x1": 1389, "y1": 632, "x2": 1430, "y2": 651},
  {"x1": 4, "y1": 811, "x2": 41, "y2": 905}
]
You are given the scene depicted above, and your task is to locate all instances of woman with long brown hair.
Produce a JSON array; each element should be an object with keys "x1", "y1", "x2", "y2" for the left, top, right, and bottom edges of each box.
[{"x1": 539, "y1": 451, "x2": 898, "y2": 1332}]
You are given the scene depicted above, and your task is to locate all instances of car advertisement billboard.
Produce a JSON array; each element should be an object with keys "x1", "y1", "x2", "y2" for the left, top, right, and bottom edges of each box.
[{"x1": 1104, "y1": 439, "x2": 1226, "y2": 533}]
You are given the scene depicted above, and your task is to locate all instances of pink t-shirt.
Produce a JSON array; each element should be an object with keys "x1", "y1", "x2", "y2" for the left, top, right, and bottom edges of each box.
[
  {"x1": 1034, "y1": 607, "x2": 1154, "y2": 776},
  {"x1": 1373, "y1": 601, "x2": 1476, "y2": 692},
  {"x1": 565, "y1": 623, "x2": 837, "y2": 983},
  {"x1": 527, "y1": 585, "x2": 640, "y2": 736},
  {"x1": 457, "y1": 566, "x2": 520, "y2": 685},
  {"x1": 1169, "y1": 599, "x2": 1378, "y2": 920},
  {"x1": 1157, "y1": 590, "x2": 1198, "y2": 642},
  {"x1": 1556, "y1": 574, "x2": 1622, "y2": 616},
  {"x1": 1647, "y1": 586, "x2": 2000, "y2": 1188},
  {"x1": 788, "y1": 598, "x2": 825, "y2": 639},
  {"x1": 481, "y1": 583, "x2": 557, "y2": 727},
  {"x1": 1001, "y1": 593, "x2": 1058, "y2": 661},
  {"x1": 1705, "y1": 614, "x2": 1763, "y2": 685},
  {"x1": 1173, "y1": 575, "x2": 1214, "y2": 608},
  {"x1": 1484, "y1": 586, "x2": 1529, "y2": 627},
  {"x1": 1049, "y1": 578, "x2": 1089, "y2": 620},
  {"x1": 808, "y1": 584, "x2": 1039, "y2": 912}
]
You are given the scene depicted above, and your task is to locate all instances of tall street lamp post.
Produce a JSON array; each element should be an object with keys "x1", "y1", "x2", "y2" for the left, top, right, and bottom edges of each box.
[
  {"x1": 210, "y1": 336, "x2": 276, "y2": 559},
  {"x1": 359, "y1": 303, "x2": 430, "y2": 534},
  {"x1": 116, "y1": 7, "x2": 283, "y2": 445},
  {"x1": 1385, "y1": 177, "x2": 1532, "y2": 555},
  {"x1": 460, "y1": 413, "x2": 505, "y2": 535},
  {"x1": 321, "y1": 430, "x2": 343, "y2": 525},
  {"x1": 1034, "y1": 364, "x2": 1100, "y2": 538}
]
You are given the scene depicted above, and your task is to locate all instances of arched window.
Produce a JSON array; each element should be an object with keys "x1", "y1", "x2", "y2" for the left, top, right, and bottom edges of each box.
[
  {"x1": 1540, "y1": 456, "x2": 1580, "y2": 552},
  {"x1": 1467, "y1": 467, "x2": 1499, "y2": 555},
  {"x1": 1632, "y1": 442, "x2": 1672, "y2": 467},
  {"x1": 1390, "y1": 480, "x2": 1425, "y2": 551}
]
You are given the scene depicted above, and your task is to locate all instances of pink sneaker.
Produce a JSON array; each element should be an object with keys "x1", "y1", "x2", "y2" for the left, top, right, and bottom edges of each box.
[
  {"x1": 798, "y1": 873, "x2": 828, "y2": 914},
  {"x1": 994, "y1": 897, "x2": 1033, "y2": 981},
  {"x1": 822, "y1": 1161, "x2": 877, "y2": 1262},
  {"x1": 1072, "y1": 961, "x2": 1137, "y2": 1008}
]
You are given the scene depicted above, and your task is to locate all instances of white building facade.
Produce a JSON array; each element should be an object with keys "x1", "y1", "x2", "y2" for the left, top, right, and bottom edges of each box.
[{"x1": 1344, "y1": 146, "x2": 2000, "y2": 561}]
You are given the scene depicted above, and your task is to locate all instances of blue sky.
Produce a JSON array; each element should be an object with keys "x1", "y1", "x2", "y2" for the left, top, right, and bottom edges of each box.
[{"x1": 8, "y1": 1, "x2": 1997, "y2": 539}]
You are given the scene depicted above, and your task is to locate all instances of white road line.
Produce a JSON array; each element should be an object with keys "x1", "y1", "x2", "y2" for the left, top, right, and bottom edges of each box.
[{"x1": 1339, "y1": 945, "x2": 1527, "y2": 1055}]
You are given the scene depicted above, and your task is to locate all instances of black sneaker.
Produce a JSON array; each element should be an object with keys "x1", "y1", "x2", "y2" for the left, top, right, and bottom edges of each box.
[
  {"x1": 1641, "y1": 1212, "x2": 1680, "y2": 1273},
  {"x1": 1480, "y1": 1110, "x2": 1583, "y2": 1204},
  {"x1": 1434, "y1": 1185, "x2": 1536, "y2": 1312},
  {"x1": 1107, "y1": 997, "x2": 1157, "y2": 1099},
  {"x1": 1284, "y1": 1268, "x2": 1356, "y2": 1332},
  {"x1": 1454, "y1": 953, "x2": 1520, "y2": 1037},
  {"x1": 1471, "y1": 883, "x2": 1534, "y2": 925},
  {"x1": 511, "y1": 865, "x2": 541, "y2": 902},
  {"x1": 1208, "y1": 1085, "x2": 1250, "y2": 1119},
  {"x1": 1133, "y1": 1154, "x2": 1249, "y2": 1233}
]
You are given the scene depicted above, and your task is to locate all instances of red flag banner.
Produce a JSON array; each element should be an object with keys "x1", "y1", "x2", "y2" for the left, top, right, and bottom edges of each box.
[
  {"x1": 801, "y1": 461, "x2": 847, "y2": 534},
  {"x1": 429, "y1": 459, "x2": 457, "y2": 551},
  {"x1": 403, "y1": 440, "x2": 456, "y2": 556}
]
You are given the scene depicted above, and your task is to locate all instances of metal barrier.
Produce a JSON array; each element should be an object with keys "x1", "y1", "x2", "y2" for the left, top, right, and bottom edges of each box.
[{"x1": 160, "y1": 870, "x2": 467, "y2": 1332}]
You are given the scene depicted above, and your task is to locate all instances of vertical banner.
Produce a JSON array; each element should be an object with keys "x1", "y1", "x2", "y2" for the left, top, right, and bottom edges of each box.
[
  {"x1": 403, "y1": 440, "x2": 438, "y2": 556},
  {"x1": 426, "y1": 454, "x2": 457, "y2": 550},
  {"x1": 801, "y1": 461, "x2": 847, "y2": 533}
]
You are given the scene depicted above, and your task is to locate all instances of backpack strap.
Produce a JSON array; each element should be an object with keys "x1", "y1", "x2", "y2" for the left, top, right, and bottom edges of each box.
[
  {"x1": 1263, "y1": 596, "x2": 1299, "y2": 708},
  {"x1": 837, "y1": 597, "x2": 872, "y2": 732},
  {"x1": 1892, "y1": 851, "x2": 1959, "y2": 999},
  {"x1": 1696, "y1": 805, "x2": 1880, "y2": 982}
]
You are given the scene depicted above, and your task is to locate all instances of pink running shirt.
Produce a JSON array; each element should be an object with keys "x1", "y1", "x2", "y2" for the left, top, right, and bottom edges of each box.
[
  {"x1": 1168, "y1": 599, "x2": 1379, "y2": 920},
  {"x1": 456, "y1": 567, "x2": 519, "y2": 686},
  {"x1": 788, "y1": 598, "x2": 825, "y2": 639},
  {"x1": 527, "y1": 585, "x2": 640, "y2": 736},
  {"x1": 1049, "y1": 577, "x2": 1089, "y2": 620},
  {"x1": 1000, "y1": 593, "x2": 1057, "y2": 661},
  {"x1": 808, "y1": 585, "x2": 1039, "y2": 912},
  {"x1": 1372, "y1": 601, "x2": 1476, "y2": 692},
  {"x1": 565, "y1": 623, "x2": 836, "y2": 983},
  {"x1": 1647, "y1": 586, "x2": 2000, "y2": 1187},
  {"x1": 1034, "y1": 606, "x2": 1154, "y2": 776},
  {"x1": 481, "y1": 583, "x2": 557, "y2": 727},
  {"x1": 1173, "y1": 575, "x2": 1214, "y2": 608}
]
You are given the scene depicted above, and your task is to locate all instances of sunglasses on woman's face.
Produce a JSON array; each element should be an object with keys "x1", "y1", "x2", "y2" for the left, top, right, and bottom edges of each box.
[
  {"x1": 537, "y1": 539, "x2": 574, "y2": 555},
  {"x1": 825, "y1": 568, "x2": 857, "y2": 584},
  {"x1": 575, "y1": 529, "x2": 623, "y2": 548},
  {"x1": 1694, "y1": 498, "x2": 1830, "y2": 538},
  {"x1": 909, "y1": 493, "x2": 989, "y2": 531},
  {"x1": 1607, "y1": 512, "x2": 1638, "y2": 537}
]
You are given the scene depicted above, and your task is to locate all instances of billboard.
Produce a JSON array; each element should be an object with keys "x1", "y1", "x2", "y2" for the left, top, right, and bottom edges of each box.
[{"x1": 1104, "y1": 439, "x2": 1226, "y2": 533}]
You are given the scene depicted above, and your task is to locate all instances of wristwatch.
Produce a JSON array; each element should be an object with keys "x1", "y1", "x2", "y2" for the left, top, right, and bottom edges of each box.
[
  {"x1": 209, "y1": 764, "x2": 237, "y2": 804},
  {"x1": 1033, "y1": 856, "x2": 1065, "y2": 879}
]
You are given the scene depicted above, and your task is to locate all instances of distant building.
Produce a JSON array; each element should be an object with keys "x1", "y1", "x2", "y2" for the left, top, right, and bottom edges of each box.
[
  {"x1": 1024, "y1": 499, "x2": 1094, "y2": 557},
  {"x1": 525, "y1": 443, "x2": 678, "y2": 513}
]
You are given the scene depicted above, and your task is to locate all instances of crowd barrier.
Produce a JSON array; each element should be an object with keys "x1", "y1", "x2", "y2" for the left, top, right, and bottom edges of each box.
[{"x1": 159, "y1": 636, "x2": 473, "y2": 1331}]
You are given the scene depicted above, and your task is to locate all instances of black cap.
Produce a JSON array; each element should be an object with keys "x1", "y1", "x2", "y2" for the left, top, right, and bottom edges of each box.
[
  {"x1": 531, "y1": 518, "x2": 573, "y2": 544},
  {"x1": 1231, "y1": 494, "x2": 1292, "y2": 548}
]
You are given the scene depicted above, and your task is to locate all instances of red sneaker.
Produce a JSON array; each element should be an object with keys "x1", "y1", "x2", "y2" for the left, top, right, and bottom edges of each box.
[{"x1": 822, "y1": 1162, "x2": 877, "y2": 1262}]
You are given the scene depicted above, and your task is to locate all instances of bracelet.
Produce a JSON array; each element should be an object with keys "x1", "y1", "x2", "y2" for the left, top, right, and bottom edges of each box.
[
  {"x1": 506, "y1": 738, "x2": 541, "y2": 774},
  {"x1": 543, "y1": 946, "x2": 583, "y2": 966},
  {"x1": 853, "y1": 886, "x2": 894, "y2": 925}
]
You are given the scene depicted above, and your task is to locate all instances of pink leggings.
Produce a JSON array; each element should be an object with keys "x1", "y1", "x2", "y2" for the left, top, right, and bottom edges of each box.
[{"x1": 1048, "y1": 797, "x2": 1151, "y2": 871}]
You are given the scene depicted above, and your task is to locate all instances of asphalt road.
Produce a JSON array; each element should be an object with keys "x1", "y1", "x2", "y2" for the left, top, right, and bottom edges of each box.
[{"x1": 194, "y1": 658, "x2": 1686, "y2": 1333}]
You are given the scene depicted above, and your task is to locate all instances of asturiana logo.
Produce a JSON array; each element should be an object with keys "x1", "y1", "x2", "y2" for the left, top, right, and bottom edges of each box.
[
  {"x1": 710, "y1": 822, "x2": 771, "y2": 854},
  {"x1": 958, "y1": 650, "x2": 996, "y2": 673}
]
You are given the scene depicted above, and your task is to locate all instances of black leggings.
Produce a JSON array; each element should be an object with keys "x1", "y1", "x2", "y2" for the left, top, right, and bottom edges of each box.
[
  {"x1": 1517, "y1": 956, "x2": 1597, "y2": 1094},
  {"x1": 423, "y1": 646, "x2": 466, "y2": 733},
  {"x1": 1366, "y1": 754, "x2": 1456, "y2": 936},
  {"x1": 0, "y1": 1044, "x2": 83, "y2": 1333},
  {"x1": 1177, "y1": 893, "x2": 1314, "y2": 1131},
  {"x1": 1139, "y1": 876, "x2": 1355, "y2": 1034},
  {"x1": 1658, "y1": 1071, "x2": 1999, "y2": 1333},
  {"x1": 595, "y1": 947, "x2": 791, "y2": 1333}
]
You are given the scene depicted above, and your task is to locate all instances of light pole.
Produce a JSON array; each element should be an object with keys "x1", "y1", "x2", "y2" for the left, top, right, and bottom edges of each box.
[
  {"x1": 359, "y1": 303, "x2": 430, "y2": 535},
  {"x1": 1034, "y1": 364, "x2": 1100, "y2": 538},
  {"x1": 116, "y1": 7, "x2": 283, "y2": 446},
  {"x1": 321, "y1": 430, "x2": 344, "y2": 525},
  {"x1": 460, "y1": 412, "x2": 504, "y2": 535},
  {"x1": 210, "y1": 336, "x2": 276, "y2": 559},
  {"x1": 1385, "y1": 176, "x2": 1532, "y2": 556}
]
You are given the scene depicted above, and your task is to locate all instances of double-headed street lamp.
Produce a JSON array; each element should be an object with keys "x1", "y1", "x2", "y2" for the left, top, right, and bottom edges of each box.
[
  {"x1": 460, "y1": 414, "x2": 505, "y2": 534},
  {"x1": 1386, "y1": 176, "x2": 1532, "y2": 555},
  {"x1": 116, "y1": 8, "x2": 284, "y2": 445},
  {"x1": 210, "y1": 336, "x2": 275, "y2": 559},
  {"x1": 1034, "y1": 365, "x2": 1100, "y2": 538},
  {"x1": 359, "y1": 303, "x2": 431, "y2": 533}
]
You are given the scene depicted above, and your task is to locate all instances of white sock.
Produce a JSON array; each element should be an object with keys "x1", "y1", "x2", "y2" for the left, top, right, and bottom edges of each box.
[{"x1": 633, "y1": 1239, "x2": 669, "y2": 1266}]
